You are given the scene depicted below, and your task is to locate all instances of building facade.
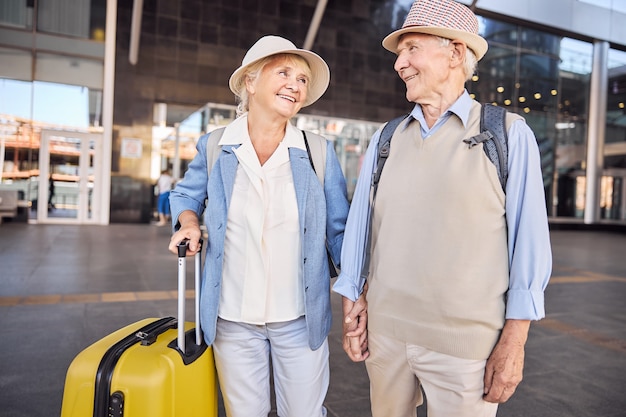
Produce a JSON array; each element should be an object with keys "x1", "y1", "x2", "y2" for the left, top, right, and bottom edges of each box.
[{"x1": 1, "y1": 0, "x2": 625, "y2": 225}]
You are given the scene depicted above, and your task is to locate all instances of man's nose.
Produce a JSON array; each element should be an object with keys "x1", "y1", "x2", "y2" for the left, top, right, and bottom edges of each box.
[{"x1": 394, "y1": 53, "x2": 408, "y2": 73}]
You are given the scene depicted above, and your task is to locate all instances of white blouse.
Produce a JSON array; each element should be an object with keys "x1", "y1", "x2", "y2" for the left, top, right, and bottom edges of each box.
[{"x1": 217, "y1": 115, "x2": 305, "y2": 324}]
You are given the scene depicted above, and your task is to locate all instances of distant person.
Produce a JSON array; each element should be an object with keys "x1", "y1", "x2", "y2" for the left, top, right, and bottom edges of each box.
[
  {"x1": 155, "y1": 168, "x2": 173, "y2": 226},
  {"x1": 333, "y1": 1, "x2": 553, "y2": 416},
  {"x1": 48, "y1": 174, "x2": 55, "y2": 211},
  {"x1": 168, "y1": 35, "x2": 348, "y2": 417}
]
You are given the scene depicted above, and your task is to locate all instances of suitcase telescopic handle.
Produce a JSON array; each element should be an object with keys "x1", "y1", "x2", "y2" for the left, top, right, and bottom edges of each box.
[{"x1": 176, "y1": 239, "x2": 203, "y2": 353}]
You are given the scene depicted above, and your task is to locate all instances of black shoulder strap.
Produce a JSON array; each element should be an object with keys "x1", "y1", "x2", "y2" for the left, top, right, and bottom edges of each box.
[
  {"x1": 462, "y1": 103, "x2": 509, "y2": 190},
  {"x1": 372, "y1": 114, "x2": 408, "y2": 198},
  {"x1": 302, "y1": 131, "x2": 317, "y2": 174},
  {"x1": 360, "y1": 114, "x2": 408, "y2": 282}
]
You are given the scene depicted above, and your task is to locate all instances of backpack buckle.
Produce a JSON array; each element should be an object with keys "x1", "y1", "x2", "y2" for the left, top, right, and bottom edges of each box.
[{"x1": 463, "y1": 131, "x2": 494, "y2": 148}]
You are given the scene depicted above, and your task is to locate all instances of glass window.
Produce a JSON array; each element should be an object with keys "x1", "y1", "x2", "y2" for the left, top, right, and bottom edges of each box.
[
  {"x1": 469, "y1": 17, "x2": 594, "y2": 218},
  {"x1": 553, "y1": 38, "x2": 593, "y2": 218},
  {"x1": 606, "y1": 48, "x2": 626, "y2": 149},
  {"x1": 292, "y1": 114, "x2": 381, "y2": 200},
  {"x1": 602, "y1": 47, "x2": 626, "y2": 220},
  {"x1": 0, "y1": 78, "x2": 33, "y2": 119},
  {"x1": 151, "y1": 103, "x2": 237, "y2": 181},
  {"x1": 36, "y1": 0, "x2": 106, "y2": 41},
  {"x1": 37, "y1": 0, "x2": 90, "y2": 38},
  {"x1": 479, "y1": 18, "x2": 518, "y2": 48},
  {"x1": 1, "y1": 77, "x2": 102, "y2": 214},
  {"x1": 32, "y1": 81, "x2": 91, "y2": 127},
  {"x1": 0, "y1": 1, "x2": 33, "y2": 29}
]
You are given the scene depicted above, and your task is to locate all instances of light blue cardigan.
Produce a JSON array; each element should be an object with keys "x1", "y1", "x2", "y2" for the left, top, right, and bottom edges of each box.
[{"x1": 170, "y1": 129, "x2": 349, "y2": 350}]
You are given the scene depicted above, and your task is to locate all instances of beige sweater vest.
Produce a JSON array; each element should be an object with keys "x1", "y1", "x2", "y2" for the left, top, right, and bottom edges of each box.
[{"x1": 368, "y1": 102, "x2": 517, "y2": 360}]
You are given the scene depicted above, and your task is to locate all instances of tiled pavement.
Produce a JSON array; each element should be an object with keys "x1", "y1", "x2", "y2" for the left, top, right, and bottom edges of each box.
[{"x1": 0, "y1": 222, "x2": 624, "y2": 416}]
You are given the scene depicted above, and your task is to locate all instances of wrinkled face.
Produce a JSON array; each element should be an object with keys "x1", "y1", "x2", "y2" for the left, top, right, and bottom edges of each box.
[
  {"x1": 246, "y1": 55, "x2": 311, "y2": 119},
  {"x1": 393, "y1": 33, "x2": 453, "y2": 103}
]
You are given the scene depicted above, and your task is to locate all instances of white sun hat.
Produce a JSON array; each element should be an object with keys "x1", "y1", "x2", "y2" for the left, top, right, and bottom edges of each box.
[
  {"x1": 228, "y1": 35, "x2": 331, "y2": 107},
  {"x1": 382, "y1": 0, "x2": 488, "y2": 60}
]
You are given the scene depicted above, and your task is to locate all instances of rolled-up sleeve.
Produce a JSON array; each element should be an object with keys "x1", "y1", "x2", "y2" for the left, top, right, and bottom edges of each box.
[
  {"x1": 332, "y1": 129, "x2": 382, "y2": 301},
  {"x1": 505, "y1": 120, "x2": 553, "y2": 320},
  {"x1": 323, "y1": 140, "x2": 350, "y2": 269}
]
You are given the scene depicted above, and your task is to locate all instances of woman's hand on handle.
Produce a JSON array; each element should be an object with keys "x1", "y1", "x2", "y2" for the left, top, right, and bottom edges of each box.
[{"x1": 168, "y1": 210, "x2": 203, "y2": 256}]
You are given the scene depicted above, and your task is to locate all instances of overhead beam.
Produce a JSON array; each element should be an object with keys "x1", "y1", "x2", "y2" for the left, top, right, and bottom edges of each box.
[
  {"x1": 303, "y1": 0, "x2": 328, "y2": 50},
  {"x1": 129, "y1": 0, "x2": 143, "y2": 65}
]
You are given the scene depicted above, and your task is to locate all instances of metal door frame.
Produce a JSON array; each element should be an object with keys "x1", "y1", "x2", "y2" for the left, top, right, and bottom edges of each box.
[{"x1": 37, "y1": 130, "x2": 103, "y2": 224}]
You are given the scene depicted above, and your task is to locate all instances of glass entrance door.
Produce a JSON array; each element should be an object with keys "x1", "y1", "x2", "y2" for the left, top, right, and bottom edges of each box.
[{"x1": 38, "y1": 130, "x2": 102, "y2": 224}]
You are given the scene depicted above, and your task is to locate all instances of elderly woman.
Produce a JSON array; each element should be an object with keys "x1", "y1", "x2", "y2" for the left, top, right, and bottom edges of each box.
[{"x1": 168, "y1": 35, "x2": 348, "y2": 417}]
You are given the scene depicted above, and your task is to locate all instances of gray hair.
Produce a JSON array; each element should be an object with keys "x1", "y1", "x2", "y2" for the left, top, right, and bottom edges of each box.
[
  {"x1": 234, "y1": 54, "x2": 312, "y2": 117},
  {"x1": 438, "y1": 36, "x2": 478, "y2": 81}
]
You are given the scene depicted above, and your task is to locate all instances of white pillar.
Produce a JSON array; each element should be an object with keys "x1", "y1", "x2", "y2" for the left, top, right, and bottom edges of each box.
[
  {"x1": 101, "y1": 0, "x2": 117, "y2": 225},
  {"x1": 173, "y1": 123, "x2": 181, "y2": 180},
  {"x1": 583, "y1": 40, "x2": 608, "y2": 224}
]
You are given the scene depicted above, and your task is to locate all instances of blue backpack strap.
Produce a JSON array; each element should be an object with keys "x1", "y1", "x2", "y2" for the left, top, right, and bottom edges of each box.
[
  {"x1": 462, "y1": 103, "x2": 508, "y2": 191},
  {"x1": 360, "y1": 114, "x2": 409, "y2": 282}
]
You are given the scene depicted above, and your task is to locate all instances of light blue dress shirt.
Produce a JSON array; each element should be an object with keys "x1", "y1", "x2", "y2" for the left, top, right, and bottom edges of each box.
[{"x1": 333, "y1": 91, "x2": 552, "y2": 320}]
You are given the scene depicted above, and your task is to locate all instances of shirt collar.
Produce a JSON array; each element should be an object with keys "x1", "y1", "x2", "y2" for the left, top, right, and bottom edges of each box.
[
  {"x1": 218, "y1": 113, "x2": 305, "y2": 150},
  {"x1": 405, "y1": 89, "x2": 473, "y2": 130}
]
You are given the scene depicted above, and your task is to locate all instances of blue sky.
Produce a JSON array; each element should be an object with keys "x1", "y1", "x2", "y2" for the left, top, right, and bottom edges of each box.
[{"x1": 0, "y1": 79, "x2": 89, "y2": 127}]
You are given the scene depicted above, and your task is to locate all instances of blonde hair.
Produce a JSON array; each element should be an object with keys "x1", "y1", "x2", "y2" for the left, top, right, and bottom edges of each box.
[{"x1": 233, "y1": 54, "x2": 312, "y2": 117}]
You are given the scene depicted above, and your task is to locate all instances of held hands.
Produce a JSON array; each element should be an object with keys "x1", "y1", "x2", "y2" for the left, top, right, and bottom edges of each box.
[
  {"x1": 342, "y1": 282, "x2": 369, "y2": 362},
  {"x1": 168, "y1": 211, "x2": 202, "y2": 256},
  {"x1": 483, "y1": 319, "x2": 530, "y2": 403}
]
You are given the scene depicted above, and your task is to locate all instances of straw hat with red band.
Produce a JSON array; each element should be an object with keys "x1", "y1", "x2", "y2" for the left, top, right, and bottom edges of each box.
[
  {"x1": 382, "y1": 0, "x2": 488, "y2": 61},
  {"x1": 229, "y1": 35, "x2": 330, "y2": 108}
]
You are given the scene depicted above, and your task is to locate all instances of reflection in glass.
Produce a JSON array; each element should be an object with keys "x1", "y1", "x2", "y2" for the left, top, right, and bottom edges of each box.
[{"x1": 468, "y1": 17, "x2": 596, "y2": 218}]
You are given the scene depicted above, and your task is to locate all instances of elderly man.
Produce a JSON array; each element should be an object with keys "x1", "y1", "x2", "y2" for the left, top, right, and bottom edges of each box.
[{"x1": 333, "y1": 0, "x2": 552, "y2": 416}]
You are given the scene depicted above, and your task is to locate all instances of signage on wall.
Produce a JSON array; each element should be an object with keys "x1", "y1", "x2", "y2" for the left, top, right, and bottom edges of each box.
[{"x1": 121, "y1": 138, "x2": 142, "y2": 159}]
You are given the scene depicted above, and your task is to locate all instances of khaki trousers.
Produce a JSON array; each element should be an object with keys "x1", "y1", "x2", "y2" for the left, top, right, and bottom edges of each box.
[{"x1": 365, "y1": 331, "x2": 499, "y2": 417}]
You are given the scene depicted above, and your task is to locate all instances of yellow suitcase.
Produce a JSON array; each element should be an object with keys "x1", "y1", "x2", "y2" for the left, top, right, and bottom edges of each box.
[{"x1": 61, "y1": 241, "x2": 217, "y2": 417}]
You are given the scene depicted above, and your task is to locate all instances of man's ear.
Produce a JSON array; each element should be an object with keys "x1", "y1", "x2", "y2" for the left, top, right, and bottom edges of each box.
[{"x1": 450, "y1": 41, "x2": 467, "y2": 67}]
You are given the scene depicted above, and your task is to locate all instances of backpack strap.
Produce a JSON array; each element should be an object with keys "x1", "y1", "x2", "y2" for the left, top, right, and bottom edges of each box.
[
  {"x1": 205, "y1": 127, "x2": 226, "y2": 177},
  {"x1": 302, "y1": 130, "x2": 326, "y2": 185},
  {"x1": 372, "y1": 114, "x2": 409, "y2": 199},
  {"x1": 462, "y1": 103, "x2": 509, "y2": 190},
  {"x1": 302, "y1": 130, "x2": 339, "y2": 278},
  {"x1": 360, "y1": 114, "x2": 409, "y2": 282}
]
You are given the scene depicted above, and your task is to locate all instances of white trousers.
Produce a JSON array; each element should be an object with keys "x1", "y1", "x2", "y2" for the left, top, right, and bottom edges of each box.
[
  {"x1": 366, "y1": 331, "x2": 499, "y2": 417},
  {"x1": 213, "y1": 317, "x2": 329, "y2": 417}
]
